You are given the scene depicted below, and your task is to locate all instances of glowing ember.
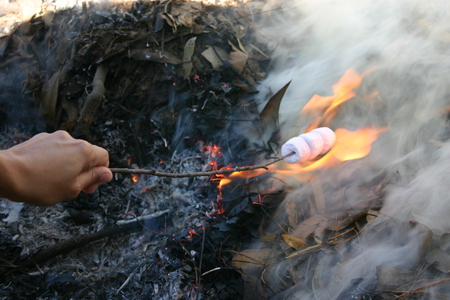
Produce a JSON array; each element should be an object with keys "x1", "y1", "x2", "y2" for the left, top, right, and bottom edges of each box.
[
  {"x1": 132, "y1": 174, "x2": 139, "y2": 183},
  {"x1": 202, "y1": 143, "x2": 233, "y2": 216}
]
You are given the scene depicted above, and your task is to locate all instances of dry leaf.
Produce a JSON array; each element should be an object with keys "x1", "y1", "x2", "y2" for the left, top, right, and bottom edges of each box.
[
  {"x1": 259, "y1": 81, "x2": 290, "y2": 143},
  {"x1": 376, "y1": 265, "x2": 417, "y2": 289},
  {"x1": 285, "y1": 198, "x2": 298, "y2": 228},
  {"x1": 281, "y1": 234, "x2": 308, "y2": 250},
  {"x1": 311, "y1": 179, "x2": 325, "y2": 214},
  {"x1": 232, "y1": 249, "x2": 273, "y2": 272},
  {"x1": 292, "y1": 214, "x2": 327, "y2": 239},
  {"x1": 440, "y1": 232, "x2": 450, "y2": 252},
  {"x1": 233, "y1": 24, "x2": 246, "y2": 53},
  {"x1": 201, "y1": 46, "x2": 229, "y2": 69},
  {"x1": 182, "y1": 37, "x2": 196, "y2": 78},
  {"x1": 426, "y1": 249, "x2": 450, "y2": 273},
  {"x1": 259, "y1": 233, "x2": 276, "y2": 242},
  {"x1": 229, "y1": 50, "x2": 248, "y2": 74},
  {"x1": 43, "y1": 12, "x2": 55, "y2": 26},
  {"x1": 40, "y1": 64, "x2": 71, "y2": 120}
]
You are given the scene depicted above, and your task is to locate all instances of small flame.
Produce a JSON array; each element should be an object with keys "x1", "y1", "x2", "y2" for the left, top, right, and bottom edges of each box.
[
  {"x1": 132, "y1": 174, "x2": 139, "y2": 183},
  {"x1": 202, "y1": 143, "x2": 232, "y2": 215}
]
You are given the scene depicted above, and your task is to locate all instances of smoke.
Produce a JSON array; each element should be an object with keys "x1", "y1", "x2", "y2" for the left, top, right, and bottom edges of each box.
[{"x1": 247, "y1": 0, "x2": 450, "y2": 298}]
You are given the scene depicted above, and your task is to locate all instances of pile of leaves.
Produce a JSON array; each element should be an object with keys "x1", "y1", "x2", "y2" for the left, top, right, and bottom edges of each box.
[{"x1": 0, "y1": 0, "x2": 282, "y2": 299}]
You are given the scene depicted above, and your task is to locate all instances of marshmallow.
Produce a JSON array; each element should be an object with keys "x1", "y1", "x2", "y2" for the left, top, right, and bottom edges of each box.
[
  {"x1": 311, "y1": 127, "x2": 336, "y2": 154},
  {"x1": 281, "y1": 127, "x2": 336, "y2": 163},
  {"x1": 300, "y1": 132, "x2": 324, "y2": 160},
  {"x1": 281, "y1": 136, "x2": 311, "y2": 163}
]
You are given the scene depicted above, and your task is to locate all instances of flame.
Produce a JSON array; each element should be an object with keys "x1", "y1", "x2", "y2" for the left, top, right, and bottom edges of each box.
[
  {"x1": 299, "y1": 127, "x2": 387, "y2": 172},
  {"x1": 204, "y1": 69, "x2": 386, "y2": 215},
  {"x1": 132, "y1": 174, "x2": 139, "y2": 183},
  {"x1": 203, "y1": 143, "x2": 233, "y2": 215},
  {"x1": 302, "y1": 69, "x2": 364, "y2": 131}
]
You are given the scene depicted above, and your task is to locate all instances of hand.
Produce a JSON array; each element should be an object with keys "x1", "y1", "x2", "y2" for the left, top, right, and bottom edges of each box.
[{"x1": 0, "y1": 130, "x2": 113, "y2": 206}]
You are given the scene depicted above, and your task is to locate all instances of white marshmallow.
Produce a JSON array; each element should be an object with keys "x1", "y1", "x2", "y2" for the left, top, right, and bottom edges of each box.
[
  {"x1": 311, "y1": 127, "x2": 336, "y2": 154},
  {"x1": 300, "y1": 132, "x2": 325, "y2": 160},
  {"x1": 281, "y1": 136, "x2": 311, "y2": 163}
]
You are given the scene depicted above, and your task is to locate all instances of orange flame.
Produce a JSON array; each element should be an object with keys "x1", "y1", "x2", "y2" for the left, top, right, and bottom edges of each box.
[
  {"x1": 302, "y1": 69, "x2": 364, "y2": 131},
  {"x1": 132, "y1": 174, "x2": 139, "y2": 183},
  {"x1": 298, "y1": 127, "x2": 387, "y2": 172},
  {"x1": 205, "y1": 69, "x2": 386, "y2": 215}
]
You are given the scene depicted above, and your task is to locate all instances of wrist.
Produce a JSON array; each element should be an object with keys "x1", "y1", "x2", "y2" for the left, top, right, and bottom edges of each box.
[{"x1": 0, "y1": 149, "x2": 22, "y2": 202}]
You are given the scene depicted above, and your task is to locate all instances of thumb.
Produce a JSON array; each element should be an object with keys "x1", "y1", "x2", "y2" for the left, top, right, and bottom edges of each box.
[{"x1": 79, "y1": 166, "x2": 113, "y2": 194}]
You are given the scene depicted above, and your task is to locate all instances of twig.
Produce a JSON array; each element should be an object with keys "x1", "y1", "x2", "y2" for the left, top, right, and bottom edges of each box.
[
  {"x1": 116, "y1": 209, "x2": 171, "y2": 225},
  {"x1": 109, "y1": 152, "x2": 294, "y2": 177}
]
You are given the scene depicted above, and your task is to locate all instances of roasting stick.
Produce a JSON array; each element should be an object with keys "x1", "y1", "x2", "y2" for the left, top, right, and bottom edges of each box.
[
  {"x1": 110, "y1": 128, "x2": 336, "y2": 177},
  {"x1": 109, "y1": 152, "x2": 296, "y2": 178}
]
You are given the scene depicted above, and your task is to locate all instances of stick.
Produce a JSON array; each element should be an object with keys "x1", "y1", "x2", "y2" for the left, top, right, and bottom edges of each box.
[
  {"x1": 109, "y1": 152, "x2": 294, "y2": 177},
  {"x1": 3, "y1": 210, "x2": 170, "y2": 272}
]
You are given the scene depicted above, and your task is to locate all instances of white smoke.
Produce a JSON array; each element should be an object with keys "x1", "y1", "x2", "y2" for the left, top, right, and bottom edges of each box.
[{"x1": 248, "y1": 0, "x2": 450, "y2": 298}]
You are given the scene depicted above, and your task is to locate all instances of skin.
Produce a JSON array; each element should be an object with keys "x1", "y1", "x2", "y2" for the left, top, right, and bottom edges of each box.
[{"x1": 0, "y1": 130, "x2": 113, "y2": 206}]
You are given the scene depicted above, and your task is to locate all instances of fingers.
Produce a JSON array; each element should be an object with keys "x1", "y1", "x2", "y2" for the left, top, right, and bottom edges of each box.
[{"x1": 78, "y1": 166, "x2": 113, "y2": 194}]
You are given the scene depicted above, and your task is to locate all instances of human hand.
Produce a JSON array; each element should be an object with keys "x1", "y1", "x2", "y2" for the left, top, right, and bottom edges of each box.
[{"x1": 0, "y1": 130, "x2": 113, "y2": 206}]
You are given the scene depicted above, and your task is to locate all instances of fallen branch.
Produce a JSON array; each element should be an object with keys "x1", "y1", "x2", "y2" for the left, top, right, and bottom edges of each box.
[
  {"x1": 109, "y1": 152, "x2": 294, "y2": 177},
  {"x1": 1, "y1": 210, "x2": 170, "y2": 272}
]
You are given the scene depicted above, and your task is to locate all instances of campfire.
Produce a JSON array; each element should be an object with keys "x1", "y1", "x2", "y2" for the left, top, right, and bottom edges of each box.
[{"x1": 2, "y1": 0, "x2": 450, "y2": 299}]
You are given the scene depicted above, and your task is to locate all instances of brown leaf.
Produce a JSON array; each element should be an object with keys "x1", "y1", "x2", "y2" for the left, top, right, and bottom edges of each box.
[
  {"x1": 285, "y1": 198, "x2": 298, "y2": 228},
  {"x1": 292, "y1": 214, "x2": 327, "y2": 239},
  {"x1": 426, "y1": 249, "x2": 450, "y2": 273},
  {"x1": 201, "y1": 46, "x2": 229, "y2": 69},
  {"x1": 229, "y1": 50, "x2": 248, "y2": 74},
  {"x1": 232, "y1": 249, "x2": 273, "y2": 272},
  {"x1": 440, "y1": 232, "x2": 450, "y2": 252},
  {"x1": 40, "y1": 64, "x2": 71, "y2": 120},
  {"x1": 182, "y1": 37, "x2": 196, "y2": 78},
  {"x1": 281, "y1": 234, "x2": 308, "y2": 250},
  {"x1": 376, "y1": 265, "x2": 417, "y2": 289},
  {"x1": 259, "y1": 81, "x2": 291, "y2": 143},
  {"x1": 43, "y1": 12, "x2": 55, "y2": 27}
]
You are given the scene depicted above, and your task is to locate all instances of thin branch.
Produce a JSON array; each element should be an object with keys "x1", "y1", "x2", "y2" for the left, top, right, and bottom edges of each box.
[{"x1": 109, "y1": 152, "x2": 294, "y2": 177}]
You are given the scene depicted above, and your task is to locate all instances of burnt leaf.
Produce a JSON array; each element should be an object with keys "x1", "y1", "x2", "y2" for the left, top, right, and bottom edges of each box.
[
  {"x1": 259, "y1": 81, "x2": 291, "y2": 143},
  {"x1": 40, "y1": 63, "x2": 71, "y2": 121}
]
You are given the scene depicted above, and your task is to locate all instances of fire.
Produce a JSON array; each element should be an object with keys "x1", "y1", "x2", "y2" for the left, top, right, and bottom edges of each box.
[
  {"x1": 294, "y1": 127, "x2": 387, "y2": 173},
  {"x1": 205, "y1": 69, "x2": 386, "y2": 215},
  {"x1": 132, "y1": 174, "x2": 139, "y2": 183},
  {"x1": 203, "y1": 143, "x2": 233, "y2": 216},
  {"x1": 302, "y1": 69, "x2": 364, "y2": 131}
]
